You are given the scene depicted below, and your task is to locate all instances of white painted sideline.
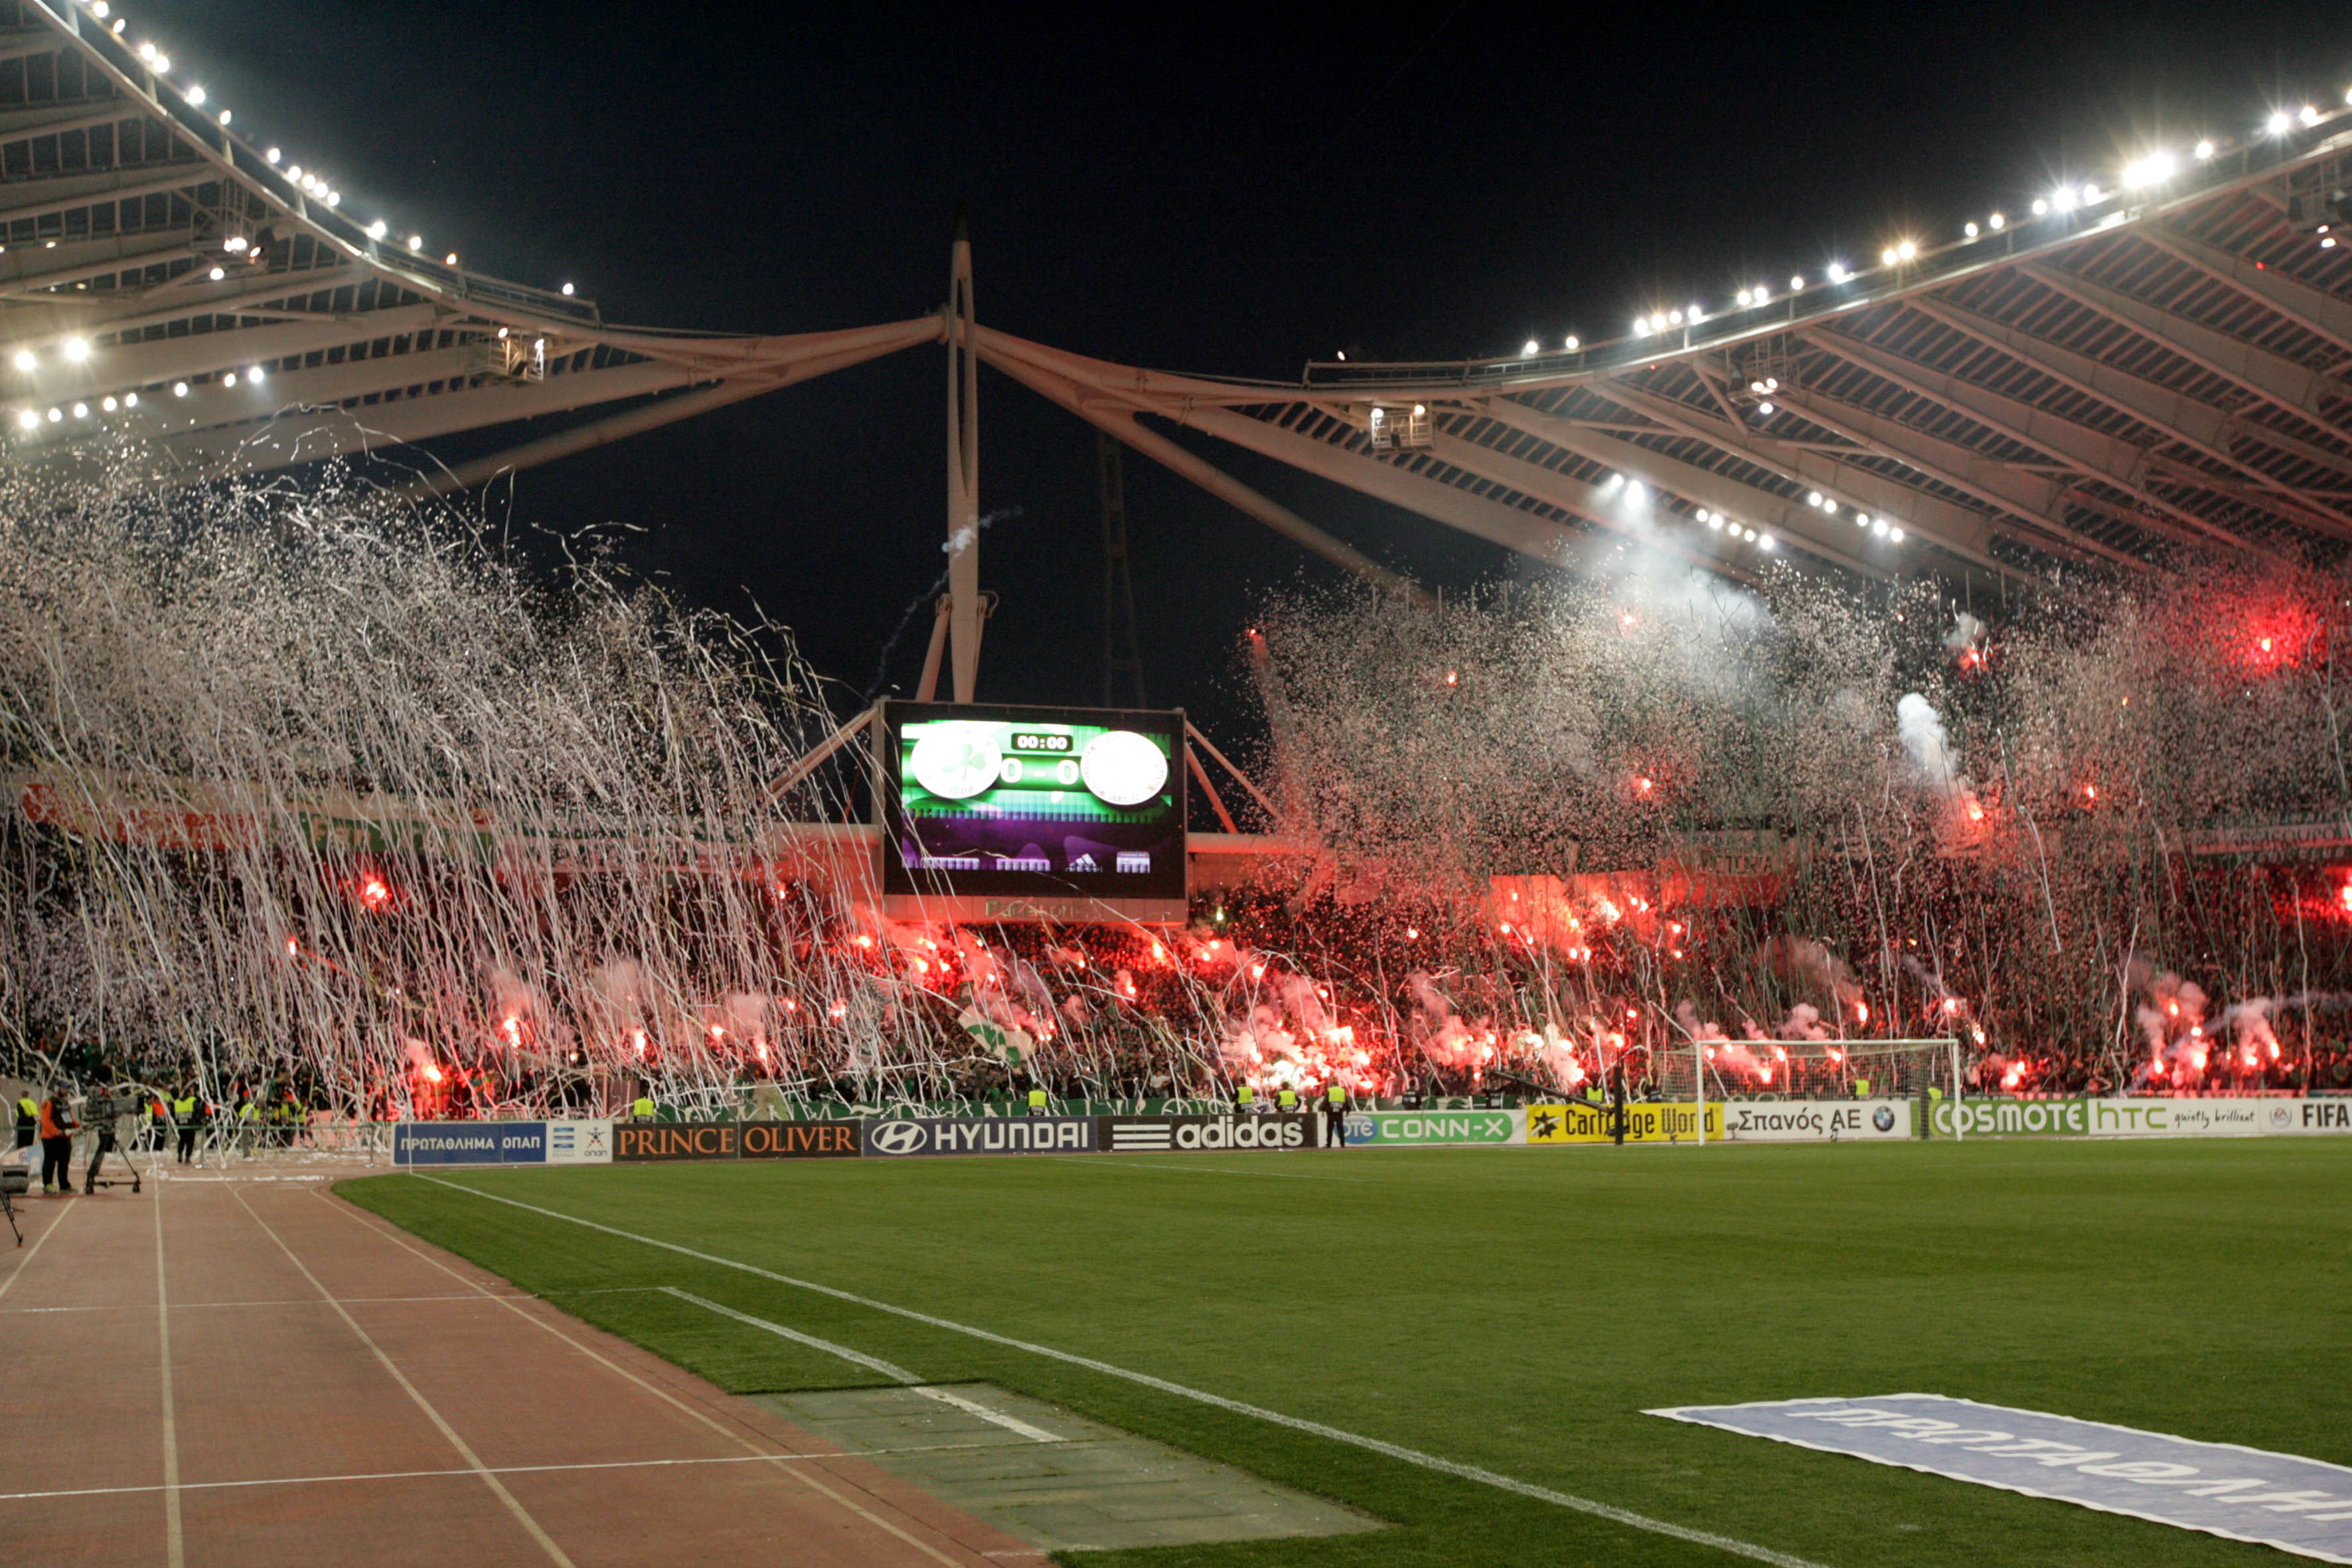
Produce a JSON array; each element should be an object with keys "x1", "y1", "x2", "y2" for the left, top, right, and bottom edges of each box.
[
  {"x1": 659, "y1": 1287, "x2": 1063, "y2": 1444},
  {"x1": 419, "y1": 1174, "x2": 1826, "y2": 1568}
]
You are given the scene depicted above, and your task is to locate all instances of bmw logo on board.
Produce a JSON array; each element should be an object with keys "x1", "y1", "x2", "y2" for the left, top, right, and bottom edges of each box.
[{"x1": 1871, "y1": 1106, "x2": 1897, "y2": 1133}]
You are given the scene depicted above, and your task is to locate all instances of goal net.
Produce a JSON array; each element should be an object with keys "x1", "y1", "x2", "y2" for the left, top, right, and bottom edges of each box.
[{"x1": 1653, "y1": 1037, "x2": 1962, "y2": 1103}]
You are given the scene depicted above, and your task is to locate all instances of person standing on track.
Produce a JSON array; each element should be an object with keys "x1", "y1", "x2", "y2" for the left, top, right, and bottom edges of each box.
[
  {"x1": 12, "y1": 1084, "x2": 34, "y2": 1157},
  {"x1": 37, "y1": 1084, "x2": 78, "y2": 1196},
  {"x1": 175, "y1": 1085, "x2": 204, "y2": 1164},
  {"x1": 1324, "y1": 1082, "x2": 1348, "y2": 1150}
]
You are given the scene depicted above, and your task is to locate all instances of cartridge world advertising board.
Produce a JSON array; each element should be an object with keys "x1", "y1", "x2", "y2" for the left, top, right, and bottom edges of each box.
[
  {"x1": 1097, "y1": 1113, "x2": 1320, "y2": 1152},
  {"x1": 1719, "y1": 1099, "x2": 1913, "y2": 1142},
  {"x1": 1929, "y1": 1096, "x2": 2352, "y2": 1138},
  {"x1": 1526, "y1": 1102, "x2": 1722, "y2": 1143},
  {"x1": 613, "y1": 1121, "x2": 863, "y2": 1160},
  {"x1": 392, "y1": 1119, "x2": 613, "y2": 1166},
  {"x1": 1342, "y1": 1108, "x2": 1524, "y2": 1146}
]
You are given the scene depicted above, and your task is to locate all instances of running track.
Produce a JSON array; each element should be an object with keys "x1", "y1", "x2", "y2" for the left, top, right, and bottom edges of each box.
[{"x1": 0, "y1": 1172, "x2": 1039, "y2": 1567}]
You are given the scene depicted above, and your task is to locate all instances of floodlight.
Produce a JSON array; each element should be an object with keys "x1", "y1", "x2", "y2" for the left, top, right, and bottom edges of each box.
[
  {"x1": 2268, "y1": 111, "x2": 2292, "y2": 135},
  {"x1": 11, "y1": 350, "x2": 33, "y2": 371},
  {"x1": 62, "y1": 337, "x2": 89, "y2": 361},
  {"x1": 2195, "y1": 139, "x2": 2215, "y2": 159}
]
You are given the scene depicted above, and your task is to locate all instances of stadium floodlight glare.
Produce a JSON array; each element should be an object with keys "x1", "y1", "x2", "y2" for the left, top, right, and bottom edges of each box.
[
  {"x1": 408, "y1": 235, "x2": 424, "y2": 252},
  {"x1": 172, "y1": 382, "x2": 188, "y2": 397},
  {"x1": 1563, "y1": 335, "x2": 1579, "y2": 351},
  {"x1": 1988, "y1": 211, "x2": 2005, "y2": 230},
  {"x1": 2300, "y1": 104, "x2": 2321, "y2": 127},
  {"x1": 14, "y1": 408, "x2": 35, "y2": 430},
  {"x1": 62, "y1": 337, "x2": 90, "y2": 362},
  {"x1": 100, "y1": 396, "x2": 117, "y2": 412},
  {"x1": 366, "y1": 220, "x2": 388, "y2": 240},
  {"x1": 1759, "y1": 534, "x2": 1776, "y2": 551},
  {"x1": 2051, "y1": 185, "x2": 2078, "y2": 212},
  {"x1": 1880, "y1": 247, "x2": 1897, "y2": 266},
  {"x1": 136, "y1": 40, "x2": 154, "y2": 60},
  {"x1": 122, "y1": 392, "x2": 136, "y2": 406},
  {"x1": 1826, "y1": 261, "x2": 1849, "y2": 283},
  {"x1": 1521, "y1": 339, "x2": 1539, "y2": 356},
  {"x1": 11, "y1": 350, "x2": 33, "y2": 371},
  {"x1": 152, "y1": 52, "x2": 168, "y2": 71},
  {"x1": 1896, "y1": 239, "x2": 1917, "y2": 261},
  {"x1": 2123, "y1": 151, "x2": 2176, "y2": 188},
  {"x1": 2267, "y1": 110, "x2": 2293, "y2": 135},
  {"x1": 45, "y1": 406, "x2": 60, "y2": 422},
  {"x1": 1889, "y1": 526, "x2": 1905, "y2": 542},
  {"x1": 1755, "y1": 401, "x2": 1774, "y2": 416},
  {"x1": 1686, "y1": 303, "x2": 1704, "y2": 324},
  {"x1": 2195, "y1": 139, "x2": 2215, "y2": 159},
  {"x1": 1668, "y1": 309, "x2": 1684, "y2": 326},
  {"x1": 1855, "y1": 512, "x2": 1872, "y2": 529},
  {"x1": 208, "y1": 267, "x2": 224, "y2": 280},
  {"x1": 2031, "y1": 197, "x2": 2050, "y2": 216},
  {"x1": 1964, "y1": 221, "x2": 1979, "y2": 238},
  {"x1": 560, "y1": 283, "x2": 576, "y2": 297},
  {"x1": 1790, "y1": 274, "x2": 1804, "y2": 291},
  {"x1": 70, "y1": 402, "x2": 86, "y2": 418},
  {"x1": 185, "y1": 85, "x2": 204, "y2": 106},
  {"x1": 222, "y1": 372, "x2": 238, "y2": 386},
  {"x1": 1735, "y1": 289, "x2": 1752, "y2": 307},
  {"x1": 266, "y1": 147, "x2": 281, "y2": 163},
  {"x1": 1873, "y1": 518, "x2": 1890, "y2": 538},
  {"x1": 2081, "y1": 183, "x2": 2103, "y2": 203},
  {"x1": 248, "y1": 365, "x2": 265, "y2": 383},
  {"x1": 1626, "y1": 481, "x2": 1648, "y2": 504},
  {"x1": 218, "y1": 109, "x2": 231, "y2": 126},
  {"x1": 1807, "y1": 491, "x2": 1824, "y2": 507}
]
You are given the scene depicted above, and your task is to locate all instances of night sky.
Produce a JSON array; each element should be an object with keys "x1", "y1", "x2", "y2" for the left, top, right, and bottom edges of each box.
[{"x1": 171, "y1": 1, "x2": 2349, "y2": 742}]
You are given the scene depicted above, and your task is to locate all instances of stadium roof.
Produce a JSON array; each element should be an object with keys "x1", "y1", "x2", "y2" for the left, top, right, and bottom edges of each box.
[{"x1": 2, "y1": 0, "x2": 2350, "y2": 591}]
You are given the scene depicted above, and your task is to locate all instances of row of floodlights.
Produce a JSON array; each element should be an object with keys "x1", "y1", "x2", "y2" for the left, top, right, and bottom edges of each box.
[
  {"x1": 11, "y1": 362, "x2": 267, "y2": 430},
  {"x1": 1595, "y1": 467, "x2": 1908, "y2": 553},
  {"x1": 75, "y1": 0, "x2": 580, "y2": 299},
  {"x1": 1508, "y1": 94, "x2": 2352, "y2": 359}
]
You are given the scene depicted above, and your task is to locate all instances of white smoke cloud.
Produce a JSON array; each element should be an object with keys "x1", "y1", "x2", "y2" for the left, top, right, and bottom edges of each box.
[{"x1": 1896, "y1": 692, "x2": 1955, "y2": 791}]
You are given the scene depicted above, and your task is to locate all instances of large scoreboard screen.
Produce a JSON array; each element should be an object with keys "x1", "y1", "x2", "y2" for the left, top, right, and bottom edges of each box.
[{"x1": 878, "y1": 702, "x2": 1188, "y2": 921}]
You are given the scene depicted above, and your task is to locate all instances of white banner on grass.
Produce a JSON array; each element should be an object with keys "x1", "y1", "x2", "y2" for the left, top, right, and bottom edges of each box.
[
  {"x1": 1717, "y1": 1099, "x2": 1911, "y2": 1142},
  {"x1": 1648, "y1": 1393, "x2": 2352, "y2": 1563}
]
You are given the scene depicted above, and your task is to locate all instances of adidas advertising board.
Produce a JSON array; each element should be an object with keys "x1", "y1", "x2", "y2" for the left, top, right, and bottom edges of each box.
[
  {"x1": 860, "y1": 1115, "x2": 1098, "y2": 1158},
  {"x1": 1719, "y1": 1100, "x2": 1911, "y2": 1142},
  {"x1": 1096, "y1": 1113, "x2": 1319, "y2": 1152}
]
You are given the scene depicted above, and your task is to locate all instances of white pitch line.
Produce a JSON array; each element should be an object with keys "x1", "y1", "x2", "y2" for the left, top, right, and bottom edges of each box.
[
  {"x1": 1061, "y1": 1156, "x2": 1372, "y2": 1182},
  {"x1": 661, "y1": 1288, "x2": 1064, "y2": 1444},
  {"x1": 421, "y1": 1176, "x2": 1829, "y2": 1568}
]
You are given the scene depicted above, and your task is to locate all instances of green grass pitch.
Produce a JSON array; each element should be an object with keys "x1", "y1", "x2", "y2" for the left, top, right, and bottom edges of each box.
[{"x1": 341, "y1": 1138, "x2": 2352, "y2": 1567}]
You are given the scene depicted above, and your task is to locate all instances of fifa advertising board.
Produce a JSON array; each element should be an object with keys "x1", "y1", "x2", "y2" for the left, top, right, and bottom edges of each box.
[
  {"x1": 1930, "y1": 1096, "x2": 2352, "y2": 1138},
  {"x1": 1718, "y1": 1100, "x2": 1912, "y2": 1141}
]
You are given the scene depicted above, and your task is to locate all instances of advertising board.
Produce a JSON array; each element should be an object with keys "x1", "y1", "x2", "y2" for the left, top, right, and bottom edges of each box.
[
  {"x1": 739, "y1": 1120, "x2": 863, "y2": 1158},
  {"x1": 614, "y1": 1123, "x2": 740, "y2": 1162},
  {"x1": 861, "y1": 1115, "x2": 1098, "y2": 1158},
  {"x1": 1342, "y1": 1109, "x2": 1524, "y2": 1146},
  {"x1": 394, "y1": 1121, "x2": 556, "y2": 1166},
  {"x1": 1097, "y1": 1113, "x2": 1318, "y2": 1152},
  {"x1": 1927, "y1": 1097, "x2": 2349, "y2": 1139},
  {"x1": 544, "y1": 1119, "x2": 613, "y2": 1163},
  {"x1": 1718, "y1": 1100, "x2": 1911, "y2": 1142},
  {"x1": 1526, "y1": 1102, "x2": 1721, "y2": 1144},
  {"x1": 879, "y1": 700, "x2": 1187, "y2": 923}
]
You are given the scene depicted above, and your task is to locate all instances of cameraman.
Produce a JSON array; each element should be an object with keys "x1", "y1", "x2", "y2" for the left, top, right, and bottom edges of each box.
[{"x1": 37, "y1": 1084, "x2": 78, "y2": 1196}]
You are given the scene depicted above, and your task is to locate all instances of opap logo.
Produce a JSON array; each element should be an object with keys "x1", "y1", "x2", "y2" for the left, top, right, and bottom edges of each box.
[
  {"x1": 869, "y1": 1121, "x2": 929, "y2": 1155},
  {"x1": 1872, "y1": 1106, "x2": 1897, "y2": 1133}
]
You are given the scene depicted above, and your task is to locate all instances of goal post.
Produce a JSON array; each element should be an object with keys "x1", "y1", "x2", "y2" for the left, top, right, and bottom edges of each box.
[{"x1": 1656, "y1": 1037, "x2": 1965, "y2": 1143}]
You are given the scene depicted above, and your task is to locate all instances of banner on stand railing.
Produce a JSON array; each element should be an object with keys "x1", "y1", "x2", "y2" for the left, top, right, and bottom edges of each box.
[{"x1": 1341, "y1": 1109, "x2": 1522, "y2": 1146}]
